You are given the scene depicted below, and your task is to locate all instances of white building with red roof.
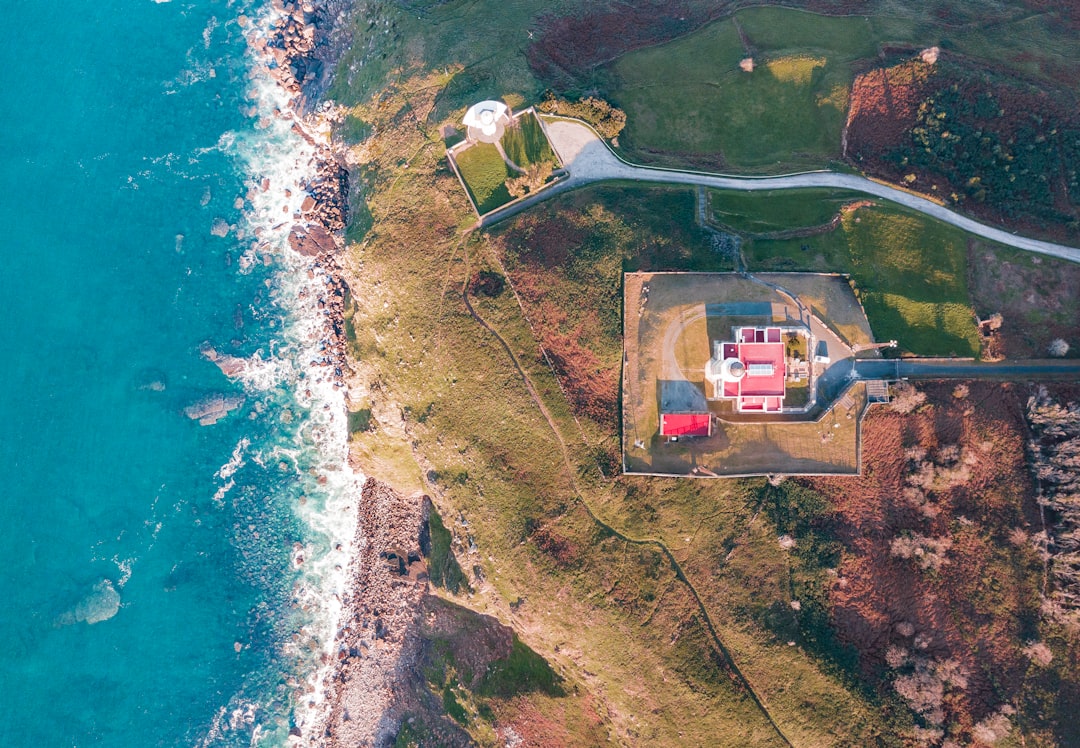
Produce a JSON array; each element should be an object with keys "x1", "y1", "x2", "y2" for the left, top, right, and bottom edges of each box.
[{"x1": 706, "y1": 326, "x2": 790, "y2": 413}]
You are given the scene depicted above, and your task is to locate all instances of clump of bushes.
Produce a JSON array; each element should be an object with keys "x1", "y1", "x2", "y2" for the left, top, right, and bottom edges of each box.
[
  {"x1": 890, "y1": 381, "x2": 927, "y2": 414},
  {"x1": 1026, "y1": 385, "x2": 1080, "y2": 626},
  {"x1": 889, "y1": 81, "x2": 1080, "y2": 228},
  {"x1": 891, "y1": 655, "x2": 969, "y2": 726},
  {"x1": 891, "y1": 531, "x2": 953, "y2": 572},
  {"x1": 1048, "y1": 338, "x2": 1070, "y2": 357},
  {"x1": 468, "y1": 270, "x2": 506, "y2": 298},
  {"x1": 505, "y1": 162, "x2": 554, "y2": 198},
  {"x1": 537, "y1": 94, "x2": 627, "y2": 139}
]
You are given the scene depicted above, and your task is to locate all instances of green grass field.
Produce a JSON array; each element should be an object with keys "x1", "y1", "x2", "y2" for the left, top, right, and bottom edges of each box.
[
  {"x1": 453, "y1": 143, "x2": 513, "y2": 214},
  {"x1": 710, "y1": 187, "x2": 865, "y2": 233},
  {"x1": 735, "y1": 191, "x2": 981, "y2": 356},
  {"x1": 606, "y1": 4, "x2": 1080, "y2": 172},
  {"x1": 500, "y1": 112, "x2": 557, "y2": 169},
  {"x1": 609, "y1": 8, "x2": 878, "y2": 171}
]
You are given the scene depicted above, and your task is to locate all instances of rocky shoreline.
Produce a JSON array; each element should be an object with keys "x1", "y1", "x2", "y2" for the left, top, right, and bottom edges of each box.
[
  {"x1": 304, "y1": 479, "x2": 435, "y2": 746},
  {"x1": 246, "y1": 1, "x2": 454, "y2": 744},
  {"x1": 252, "y1": 0, "x2": 355, "y2": 384}
]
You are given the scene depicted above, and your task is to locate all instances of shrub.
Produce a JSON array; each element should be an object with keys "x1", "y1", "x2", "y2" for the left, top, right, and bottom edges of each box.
[
  {"x1": 468, "y1": 270, "x2": 506, "y2": 298},
  {"x1": 505, "y1": 161, "x2": 554, "y2": 198},
  {"x1": 895, "y1": 621, "x2": 916, "y2": 637},
  {"x1": 894, "y1": 670, "x2": 945, "y2": 724},
  {"x1": 971, "y1": 708, "x2": 1013, "y2": 744},
  {"x1": 891, "y1": 532, "x2": 952, "y2": 571},
  {"x1": 537, "y1": 94, "x2": 627, "y2": 139},
  {"x1": 885, "y1": 644, "x2": 910, "y2": 668},
  {"x1": 1022, "y1": 640, "x2": 1053, "y2": 666},
  {"x1": 892, "y1": 656, "x2": 971, "y2": 727},
  {"x1": 890, "y1": 382, "x2": 927, "y2": 414}
]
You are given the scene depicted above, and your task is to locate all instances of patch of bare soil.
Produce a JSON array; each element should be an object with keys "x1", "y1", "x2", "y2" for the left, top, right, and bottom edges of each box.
[
  {"x1": 808, "y1": 382, "x2": 1046, "y2": 742},
  {"x1": 967, "y1": 242, "x2": 1080, "y2": 359}
]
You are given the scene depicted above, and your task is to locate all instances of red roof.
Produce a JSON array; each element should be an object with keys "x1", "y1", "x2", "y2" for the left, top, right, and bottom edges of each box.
[
  {"x1": 738, "y1": 342, "x2": 786, "y2": 397},
  {"x1": 660, "y1": 413, "x2": 712, "y2": 437},
  {"x1": 716, "y1": 327, "x2": 787, "y2": 413}
]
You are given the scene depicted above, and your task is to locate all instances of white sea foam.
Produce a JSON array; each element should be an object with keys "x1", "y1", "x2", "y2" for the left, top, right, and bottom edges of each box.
[
  {"x1": 218, "y1": 438, "x2": 251, "y2": 482},
  {"x1": 231, "y1": 352, "x2": 296, "y2": 392},
  {"x1": 203, "y1": 16, "x2": 218, "y2": 50},
  {"x1": 199, "y1": 1, "x2": 367, "y2": 743},
  {"x1": 212, "y1": 438, "x2": 249, "y2": 505},
  {"x1": 112, "y1": 556, "x2": 135, "y2": 588}
]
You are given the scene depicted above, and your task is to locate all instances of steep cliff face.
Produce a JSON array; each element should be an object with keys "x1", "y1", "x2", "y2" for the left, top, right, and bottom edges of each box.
[{"x1": 305, "y1": 477, "x2": 569, "y2": 747}]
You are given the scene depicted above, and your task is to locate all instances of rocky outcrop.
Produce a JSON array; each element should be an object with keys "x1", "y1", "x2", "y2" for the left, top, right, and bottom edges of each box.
[
  {"x1": 249, "y1": 0, "x2": 355, "y2": 386},
  {"x1": 288, "y1": 224, "x2": 338, "y2": 257},
  {"x1": 299, "y1": 158, "x2": 349, "y2": 232},
  {"x1": 184, "y1": 394, "x2": 245, "y2": 425},
  {"x1": 251, "y1": 0, "x2": 356, "y2": 111},
  {"x1": 304, "y1": 478, "x2": 433, "y2": 746},
  {"x1": 200, "y1": 342, "x2": 249, "y2": 379}
]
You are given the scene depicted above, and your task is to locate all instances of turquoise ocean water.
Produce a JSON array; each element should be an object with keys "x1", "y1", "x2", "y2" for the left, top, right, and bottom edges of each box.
[{"x1": 1, "y1": 1, "x2": 355, "y2": 744}]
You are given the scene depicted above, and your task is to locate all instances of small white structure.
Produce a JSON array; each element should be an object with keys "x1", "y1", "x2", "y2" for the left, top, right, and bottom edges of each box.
[{"x1": 463, "y1": 100, "x2": 511, "y2": 144}]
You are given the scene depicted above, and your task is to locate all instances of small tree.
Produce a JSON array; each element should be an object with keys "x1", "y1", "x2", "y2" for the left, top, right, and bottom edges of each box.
[
  {"x1": 1048, "y1": 338, "x2": 1070, "y2": 357},
  {"x1": 972, "y1": 708, "x2": 1014, "y2": 744},
  {"x1": 505, "y1": 162, "x2": 553, "y2": 198},
  {"x1": 890, "y1": 382, "x2": 927, "y2": 414},
  {"x1": 1022, "y1": 640, "x2": 1053, "y2": 666},
  {"x1": 537, "y1": 94, "x2": 627, "y2": 139},
  {"x1": 891, "y1": 532, "x2": 952, "y2": 571}
]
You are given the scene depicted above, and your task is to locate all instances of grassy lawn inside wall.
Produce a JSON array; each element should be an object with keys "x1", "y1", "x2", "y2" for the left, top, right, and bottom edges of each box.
[
  {"x1": 500, "y1": 111, "x2": 557, "y2": 169},
  {"x1": 453, "y1": 111, "x2": 559, "y2": 216},
  {"x1": 453, "y1": 142, "x2": 513, "y2": 215},
  {"x1": 721, "y1": 189, "x2": 982, "y2": 357}
]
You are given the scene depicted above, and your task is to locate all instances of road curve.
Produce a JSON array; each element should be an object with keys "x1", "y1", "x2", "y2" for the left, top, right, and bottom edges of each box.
[{"x1": 483, "y1": 118, "x2": 1080, "y2": 265}]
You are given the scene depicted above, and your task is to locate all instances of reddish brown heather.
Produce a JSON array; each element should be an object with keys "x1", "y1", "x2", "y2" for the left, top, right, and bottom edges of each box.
[{"x1": 809, "y1": 383, "x2": 1043, "y2": 733}]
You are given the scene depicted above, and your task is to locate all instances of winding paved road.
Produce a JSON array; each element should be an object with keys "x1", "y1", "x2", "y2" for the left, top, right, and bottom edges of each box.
[{"x1": 482, "y1": 118, "x2": 1080, "y2": 265}]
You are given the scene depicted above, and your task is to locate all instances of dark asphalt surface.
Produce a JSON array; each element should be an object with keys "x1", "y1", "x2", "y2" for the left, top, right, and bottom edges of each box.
[{"x1": 854, "y1": 359, "x2": 1080, "y2": 380}]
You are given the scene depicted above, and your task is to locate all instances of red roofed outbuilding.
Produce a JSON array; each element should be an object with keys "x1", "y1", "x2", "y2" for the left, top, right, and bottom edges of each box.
[{"x1": 659, "y1": 413, "x2": 713, "y2": 437}]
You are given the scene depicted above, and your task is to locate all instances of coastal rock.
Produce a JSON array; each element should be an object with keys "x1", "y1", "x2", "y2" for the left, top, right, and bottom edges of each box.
[
  {"x1": 288, "y1": 224, "x2": 337, "y2": 257},
  {"x1": 58, "y1": 579, "x2": 121, "y2": 626},
  {"x1": 133, "y1": 367, "x2": 168, "y2": 392},
  {"x1": 200, "y1": 342, "x2": 248, "y2": 378},
  {"x1": 184, "y1": 394, "x2": 245, "y2": 425},
  {"x1": 305, "y1": 479, "x2": 431, "y2": 746}
]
